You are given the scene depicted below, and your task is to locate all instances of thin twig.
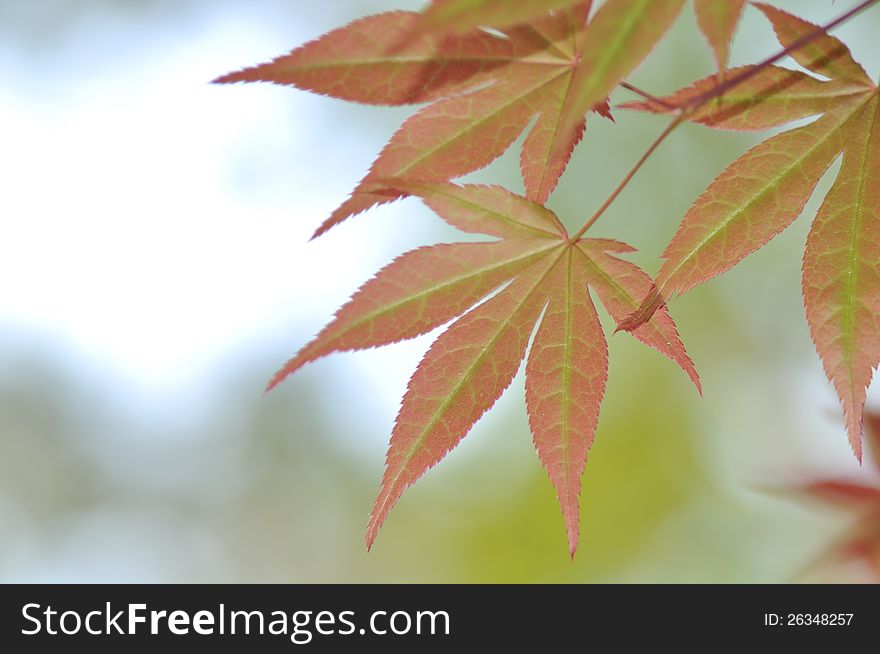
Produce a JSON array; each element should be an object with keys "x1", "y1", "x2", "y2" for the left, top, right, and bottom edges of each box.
[
  {"x1": 619, "y1": 81, "x2": 677, "y2": 110},
  {"x1": 571, "y1": 115, "x2": 685, "y2": 242},
  {"x1": 572, "y1": 0, "x2": 880, "y2": 239}
]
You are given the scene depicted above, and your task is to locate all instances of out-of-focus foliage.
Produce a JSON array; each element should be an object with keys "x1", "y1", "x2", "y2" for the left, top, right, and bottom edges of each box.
[{"x1": 784, "y1": 412, "x2": 880, "y2": 582}]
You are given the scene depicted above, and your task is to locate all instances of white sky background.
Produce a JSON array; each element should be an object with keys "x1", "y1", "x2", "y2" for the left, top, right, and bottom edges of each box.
[{"x1": 0, "y1": 1, "x2": 435, "y2": 417}]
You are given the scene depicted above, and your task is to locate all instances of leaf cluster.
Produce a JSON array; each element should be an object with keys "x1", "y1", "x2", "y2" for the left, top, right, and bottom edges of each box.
[{"x1": 217, "y1": 0, "x2": 880, "y2": 554}]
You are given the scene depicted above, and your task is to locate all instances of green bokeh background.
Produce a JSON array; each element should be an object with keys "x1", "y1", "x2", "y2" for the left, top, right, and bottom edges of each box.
[{"x1": 1, "y1": 0, "x2": 878, "y2": 582}]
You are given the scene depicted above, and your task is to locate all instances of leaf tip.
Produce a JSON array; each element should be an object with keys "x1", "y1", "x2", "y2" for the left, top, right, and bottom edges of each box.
[
  {"x1": 846, "y1": 414, "x2": 864, "y2": 464},
  {"x1": 557, "y1": 492, "x2": 582, "y2": 561},
  {"x1": 364, "y1": 511, "x2": 386, "y2": 554},
  {"x1": 264, "y1": 371, "x2": 287, "y2": 394},
  {"x1": 678, "y1": 350, "x2": 702, "y2": 396},
  {"x1": 365, "y1": 476, "x2": 403, "y2": 554},
  {"x1": 210, "y1": 70, "x2": 242, "y2": 85},
  {"x1": 265, "y1": 353, "x2": 310, "y2": 393},
  {"x1": 567, "y1": 528, "x2": 579, "y2": 561},
  {"x1": 314, "y1": 186, "x2": 404, "y2": 239},
  {"x1": 311, "y1": 216, "x2": 340, "y2": 240}
]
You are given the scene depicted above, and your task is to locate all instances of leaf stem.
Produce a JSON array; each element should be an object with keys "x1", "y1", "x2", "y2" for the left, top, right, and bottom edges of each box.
[
  {"x1": 572, "y1": 0, "x2": 879, "y2": 240},
  {"x1": 619, "y1": 82, "x2": 677, "y2": 110},
  {"x1": 685, "y1": 0, "x2": 880, "y2": 111},
  {"x1": 571, "y1": 115, "x2": 684, "y2": 242}
]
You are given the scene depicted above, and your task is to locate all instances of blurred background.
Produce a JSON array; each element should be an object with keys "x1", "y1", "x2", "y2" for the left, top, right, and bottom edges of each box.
[{"x1": 1, "y1": 0, "x2": 879, "y2": 583}]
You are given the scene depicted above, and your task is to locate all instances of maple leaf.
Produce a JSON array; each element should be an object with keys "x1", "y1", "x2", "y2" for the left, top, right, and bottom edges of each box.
[
  {"x1": 268, "y1": 181, "x2": 698, "y2": 555},
  {"x1": 620, "y1": 4, "x2": 879, "y2": 459},
  {"x1": 694, "y1": 0, "x2": 746, "y2": 71},
  {"x1": 215, "y1": 0, "x2": 685, "y2": 237}
]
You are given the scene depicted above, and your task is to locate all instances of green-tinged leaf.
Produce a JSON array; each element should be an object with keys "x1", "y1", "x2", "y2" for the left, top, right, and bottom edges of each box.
[
  {"x1": 525, "y1": 249, "x2": 607, "y2": 557},
  {"x1": 319, "y1": 68, "x2": 557, "y2": 236},
  {"x1": 754, "y1": 3, "x2": 873, "y2": 87},
  {"x1": 576, "y1": 243, "x2": 700, "y2": 392},
  {"x1": 366, "y1": 249, "x2": 563, "y2": 549},
  {"x1": 521, "y1": 86, "x2": 591, "y2": 206},
  {"x1": 578, "y1": 237, "x2": 637, "y2": 253},
  {"x1": 803, "y1": 95, "x2": 880, "y2": 460},
  {"x1": 554, "y1": 0, "x2": 685, "y2": 159},
  {"x1": 215, "y1": 4, "x2": 624, "y2": 237},
  {"x1": 379, "y1": 180, "x2": 566, "y2": 238},
  {"x1": 268, "y1": 238, "x2": 556, "y2": 389},
  {"x1": 621, "y1": 7, "x2": 879, "y2": 461},
  {"x1": 215, "y1": 0, "x2": 880, "y2": 554},
  {"x1": 620, "y1": 9, "x2": 878, "y2": 334},
  {"x1": 616, "y1": 11, "x2": 875, "y2": 314},
  {"x1": 622, "y1": 65, "x2": 867, "y2": 132},
  {"x1": 214, "y1": 12, "x2": 531, "y2": 106},
  {"x1": 311, "y1": 7, "x2": 616, "y2": 236},
  {"x1": 517, "y1": 3, "x2": 612, "y2": 204},
  {"x1": 647, "y1": 98, "x2": 865, "y2": 306},
  {"x1": 268, "y1": 178, "x2": 700, "y2": 553},
  {"x1": 694, "y1": 0, "x2": 745, "y2": 70}
]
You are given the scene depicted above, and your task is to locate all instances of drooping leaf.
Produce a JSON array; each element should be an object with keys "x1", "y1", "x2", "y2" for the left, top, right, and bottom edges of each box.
[
  {"x1": 265, "y1": 179, "x2": 696, "y2": 552},
  {"x1": 621, "y1": 6, "x2": 879, "y2": 458},
  {"x1": 694, "y1": 0, "x2": 745, "y2": 71},
  {"x1": 802, "y1": 94, "x2": 880, "y2": 460},
  {"x1": 525, "y1": 249, "x2": 606, "y2": 557},
  {"x1": 267, "y1": 238, "x2": 558, "y2": 390},
  {"x1": 366, "y1": 250, "x2": 561, "y2": 549}
]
